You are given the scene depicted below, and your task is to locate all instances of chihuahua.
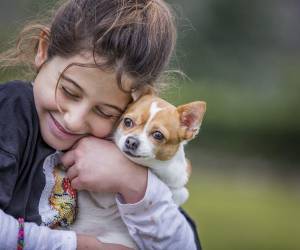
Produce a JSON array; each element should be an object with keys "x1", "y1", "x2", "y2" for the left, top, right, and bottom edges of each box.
[{"x1": 114, "y1": 94, "x2": 206, "y2": 205}]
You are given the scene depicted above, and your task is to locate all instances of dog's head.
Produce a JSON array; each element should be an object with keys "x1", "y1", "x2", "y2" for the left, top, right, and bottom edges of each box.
[{"x1": 114, "y1": 94, "x2": 206, "y2": 162}]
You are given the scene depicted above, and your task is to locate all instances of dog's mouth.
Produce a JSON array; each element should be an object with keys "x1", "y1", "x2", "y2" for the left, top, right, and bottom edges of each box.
[
  {"x1": 123, "y1": 150, "x2": 143, "y2": 158},
  {"x1": 123, "y1": 149, "x2": 147, "y2": 158}
]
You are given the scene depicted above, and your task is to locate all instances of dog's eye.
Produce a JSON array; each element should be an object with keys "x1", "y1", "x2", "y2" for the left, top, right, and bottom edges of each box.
[
  {"x1": 123, "y1": 118, "x2": 134, "y2": 128},
  {"x1": 152, "y1": 131, "x2": 165, "y2": 141}
]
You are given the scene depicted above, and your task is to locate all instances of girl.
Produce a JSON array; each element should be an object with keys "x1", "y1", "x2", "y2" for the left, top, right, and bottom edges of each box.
[{"x1": 0, "y1": 0, "x2": 201, "y2": 249}]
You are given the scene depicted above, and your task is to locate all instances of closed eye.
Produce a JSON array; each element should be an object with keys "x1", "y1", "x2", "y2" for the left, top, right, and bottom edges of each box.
[
  {"x1": 93, "y1": 107, "x2": 120, "y2": 120},
  {"x1": 61, "y1": 86, "x2": 80, "y2": 99}
]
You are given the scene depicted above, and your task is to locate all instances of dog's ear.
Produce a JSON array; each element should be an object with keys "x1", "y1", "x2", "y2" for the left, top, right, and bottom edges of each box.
[
  {"x1": 177, "y1": 101, "x2": 206, "y2": 141},
  {"x1": 131, "y1": 85, "x2": 156, "y2": 101}
]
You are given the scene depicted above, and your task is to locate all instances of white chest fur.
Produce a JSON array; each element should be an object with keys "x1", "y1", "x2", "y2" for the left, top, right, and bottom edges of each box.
[
  {"x1": 128, "y1": 142, "x2": 189, "y2": 206},
  {"x1": 70, "y1": 191, "x2": 138, "y2": 249}
]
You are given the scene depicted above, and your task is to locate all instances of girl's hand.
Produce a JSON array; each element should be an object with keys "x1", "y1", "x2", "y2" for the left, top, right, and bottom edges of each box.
[{"x1": 61, "y1": 136, "x2": 148, "y2": 203}]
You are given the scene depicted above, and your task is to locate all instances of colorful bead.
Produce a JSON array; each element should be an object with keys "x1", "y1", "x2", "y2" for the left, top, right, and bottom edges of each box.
[{"x1": 17, "y1": 217, "x2": 25, "y2": 250}]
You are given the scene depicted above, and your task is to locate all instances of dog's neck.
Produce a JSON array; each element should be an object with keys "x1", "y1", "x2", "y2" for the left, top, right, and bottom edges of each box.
[{"x1": 128, "y1": 142, "x2": 188, "y2": 189}]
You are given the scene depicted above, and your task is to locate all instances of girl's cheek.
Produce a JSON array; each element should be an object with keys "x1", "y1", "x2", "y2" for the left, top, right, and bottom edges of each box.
[
  {"x1": 54, "y1": 91, "x2": 73, "y2": 113},
  {"x1": 92, "y1": 120, "x2": 115, "y2": 138}
]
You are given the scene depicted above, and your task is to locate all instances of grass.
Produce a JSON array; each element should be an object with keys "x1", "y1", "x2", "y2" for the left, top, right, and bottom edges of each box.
[{"x1": 183, "y1": 171, "x2": 300, "y2": 250}]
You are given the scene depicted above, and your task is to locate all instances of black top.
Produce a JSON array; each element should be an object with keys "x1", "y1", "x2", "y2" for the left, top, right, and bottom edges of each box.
[{"x1": 0, "y1": 80, "x2": 55, "y2": 224}]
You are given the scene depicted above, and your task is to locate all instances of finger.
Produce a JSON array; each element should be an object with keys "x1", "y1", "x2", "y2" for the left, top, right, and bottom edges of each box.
[
  {"x1": 60, "y1": 150, "x2": 76, "y2": 169},
  {"x1": 71, "y1": 139, "x2": 81, "y2": 149},
  {"x1": 66, "y1": 165, "x2": 78, "y2": 180},
  {"x1": 70, "y1": 177, "x2": 83, "y2": 190}
]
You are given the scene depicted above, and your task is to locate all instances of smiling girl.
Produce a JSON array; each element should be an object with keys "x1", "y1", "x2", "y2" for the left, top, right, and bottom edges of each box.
[{"x1": 0, "y1": 0, "x2": 201, "y2": 249}]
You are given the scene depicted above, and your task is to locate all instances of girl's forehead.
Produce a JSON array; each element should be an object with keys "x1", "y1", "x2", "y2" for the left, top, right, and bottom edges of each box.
[{"x1": 56, "y1": 53, "x2": 134, "y2": 90}]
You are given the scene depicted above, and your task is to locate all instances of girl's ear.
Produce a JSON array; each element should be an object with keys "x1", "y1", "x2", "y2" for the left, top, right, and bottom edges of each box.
[
  {"x1": 35, "y1": 28, "x2": 50, "y2": 69},
  {"x1": 131, "y1": 85, "x2": 156, "y2": 101},
  {"x1": 177, "y1": 101, "x2": 206, "y2": 141}
]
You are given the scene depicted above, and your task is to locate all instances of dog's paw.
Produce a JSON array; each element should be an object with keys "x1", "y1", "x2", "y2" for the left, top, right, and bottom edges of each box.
[{"x1": 172, "y1": 187, "x2": 189, "y2": 206}]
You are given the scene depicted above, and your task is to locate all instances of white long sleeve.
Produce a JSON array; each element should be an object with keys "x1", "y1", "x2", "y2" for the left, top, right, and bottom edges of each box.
[
  {"x1": 116, "y1": 170, "x2": 197, "y2": 250},
  {"x1": 0, "y1": 209, "x2": 77, "y2": 250}
]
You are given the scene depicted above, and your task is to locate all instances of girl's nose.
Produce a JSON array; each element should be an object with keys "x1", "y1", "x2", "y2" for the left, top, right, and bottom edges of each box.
[{"x1": 63, "y1": 105, "x2": 89, "y2": 133}]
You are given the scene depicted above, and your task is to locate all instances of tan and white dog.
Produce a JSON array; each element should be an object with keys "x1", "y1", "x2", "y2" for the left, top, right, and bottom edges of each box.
[
  {"x1": 115, "y1": 94, "x2": 206, "y2": 205},
  {"x1": 69, "y1": 93, "x2": 206, "y2": 249}
]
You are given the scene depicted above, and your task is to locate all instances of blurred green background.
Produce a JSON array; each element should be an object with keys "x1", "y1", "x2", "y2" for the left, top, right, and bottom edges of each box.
[{"x1": 1, "y1": 1, "x2": 299, "y2": 249}]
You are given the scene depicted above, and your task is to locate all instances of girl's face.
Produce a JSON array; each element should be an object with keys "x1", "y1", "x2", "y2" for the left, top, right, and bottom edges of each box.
[{"x1": 33, "y1": 53, "x2": 132, "y2": 150}]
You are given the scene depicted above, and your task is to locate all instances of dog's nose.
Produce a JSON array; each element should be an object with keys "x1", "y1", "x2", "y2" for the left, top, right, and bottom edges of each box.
[{"x1": 125, "y1": 136, "x2": 140, "y2": 151}]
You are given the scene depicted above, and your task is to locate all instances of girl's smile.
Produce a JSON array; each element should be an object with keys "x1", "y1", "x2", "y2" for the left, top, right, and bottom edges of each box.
[{"x1": 48, "y1": 112, "x2": 84, "y2": 141}]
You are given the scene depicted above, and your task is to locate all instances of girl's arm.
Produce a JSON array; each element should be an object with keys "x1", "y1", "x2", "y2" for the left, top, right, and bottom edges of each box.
[
  {"x1": 62, "y1": 137, "x2": 199, "y2": 250},
  {"x1": 116, "y1": 170, "x2": 198, "y2": 250},
  {"x1": 0, "y1": 208, "x2": 76, "y2": 249},
  {"x1": 0, "y1": 209, "x2": 132, "y2": 250}
]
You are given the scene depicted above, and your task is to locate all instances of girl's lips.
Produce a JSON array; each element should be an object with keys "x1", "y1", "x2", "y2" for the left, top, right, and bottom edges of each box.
[{"x1": 48, "y1": 112, "x2": 83, "y2": 140}]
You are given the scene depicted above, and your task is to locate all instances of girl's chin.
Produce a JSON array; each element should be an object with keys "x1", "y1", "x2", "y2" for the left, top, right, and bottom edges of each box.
[
  {"x1": 43, "y1": 133, "x2": 77, "y2": 151},
  {"x1": 48, "y1": 141, "x2": 73, "y2": 151}
]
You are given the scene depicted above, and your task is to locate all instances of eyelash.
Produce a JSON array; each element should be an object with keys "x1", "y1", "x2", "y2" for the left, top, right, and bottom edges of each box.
[
  {"x1": 93, "y1": 107, "x2": 115, "y2": 119},
  {"x1": 61, "y1": 86, "x2": 79, "y2": 99}
]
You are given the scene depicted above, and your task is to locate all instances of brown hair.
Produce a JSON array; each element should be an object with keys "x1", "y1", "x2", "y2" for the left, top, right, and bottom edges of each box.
[{"x1": 0, "y1": 0, "x2": 177, "y2": 91}]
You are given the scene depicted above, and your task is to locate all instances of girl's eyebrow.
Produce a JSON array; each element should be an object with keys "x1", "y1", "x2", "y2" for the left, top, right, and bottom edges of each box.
[
  {"x1": 61, "y1": 74, "x2": 83, "y2": 91},
  {"x1": 61, "y1": 74, "x2": 125, "y2": 113}
]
